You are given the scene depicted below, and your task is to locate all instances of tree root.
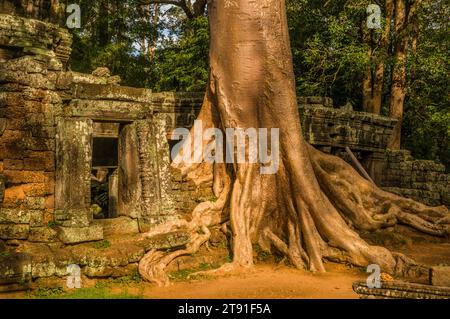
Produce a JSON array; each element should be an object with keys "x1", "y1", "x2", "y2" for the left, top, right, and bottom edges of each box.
[
  {"x1": 138, "y1": 141, "x2": 449, "y2": 286},
  {"x1": 138, "y1": 160, "x2": 231, "y2": 286},
  {"x1": 137, "y1": 87, "x2": 449, "y2": 286},
  {"x1": 139, "y1": 225, "x2": 211, "y2": 287},
  {"x1": 308, "y1": 144, "x2": 450, "y2": 238}
]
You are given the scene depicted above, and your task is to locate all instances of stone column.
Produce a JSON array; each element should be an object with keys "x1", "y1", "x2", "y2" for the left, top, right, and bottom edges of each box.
[
  {"x1": 117, "y1": 123, "x2": 142, "y2": 219},
  {"x1": 55, "y1": 118, "x2": 103, "y2": 243},
  {"x1": 135, "y1": 117, "x2": 177, "y2": 232}
]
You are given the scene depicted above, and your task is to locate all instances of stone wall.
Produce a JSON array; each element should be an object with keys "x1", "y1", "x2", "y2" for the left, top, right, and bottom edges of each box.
[
  {"x1": 380, "y1": 150, "x2": 450, "y2": 207},
  {"x1": 0, "y1": 12, "x2": 72, "y2": 243},
  {"x1": 0, "y1": 0, "x2": 65, "y2": 24},
  {"x1": 0, "y1": 55, "x2": 63, "y2": 243},
  {"x1": 298, "y1": 98, "x2": 397, "y2": 154},
  {"x1": 0, "y1": 13, "x2": 212, "y2": 244},
  {"x1": 0, "y1": 173, "x2": 4, "y2": 203},
  {"x1": 0, "y1": 13, "x2": 71, "y2": 66},
  {"x1": 170, "y1": 168, "x2": 215, "y2": 217}
]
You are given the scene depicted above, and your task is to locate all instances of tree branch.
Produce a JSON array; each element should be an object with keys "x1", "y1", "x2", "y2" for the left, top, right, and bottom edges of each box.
[
  {"x1": 138, "y1": 0, "x2": 207, "y2": 19},
  {"x1": 193, "y1": 0, "x2": 207, "y2": 17}
]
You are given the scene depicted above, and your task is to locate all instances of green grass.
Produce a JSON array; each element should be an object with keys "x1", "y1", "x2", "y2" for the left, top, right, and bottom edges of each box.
[
  {"x1": 109, "y1": 271, "x2": 142, "y2": 285},
  {"x1": 93, "y1": 239, "x2": 111, "y2": 249},
  {"x1": 168, "y1": 268, "x2": 198, "y2": 281},
  {"x1": 27, "y1": 271, "x2": 144, "y2": 299},
  {"x1": 47, "y1": 221, "x2": 57, "y2": 228},
  {"x1": 60, "y1": 287, "x2": 142, "y2": 299},
  {"x1": 27, "y1": 284, "x2": 142, "y2": 299},
  {"x1": 0, "y1": 251, "x2": 11, "y2": 258},
  {"x1": 168, "y1": 262, "x2": 220, "y2": 281},
  {"x1": 256, "y1": 250, "x2": 272, "y2": 262},
  {"x1": 27, "y1": 287, "x2": 64, "y2": 298}
]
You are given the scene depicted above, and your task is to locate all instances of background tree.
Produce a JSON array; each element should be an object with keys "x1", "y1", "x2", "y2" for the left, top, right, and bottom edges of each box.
[
  {"x1": 284, "y1": 0, "x2": 448, "y2": 166},
  {"x1": 402, "y1": 0, "x2": 450, "y2": 169}
]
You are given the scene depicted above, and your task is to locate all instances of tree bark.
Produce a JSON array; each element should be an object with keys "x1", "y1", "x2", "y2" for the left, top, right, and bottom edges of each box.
[
  {"x1": 363, "y1": 0, "x2": 394, "y2": 115},
  {"x1": 362, "y1": 26, "x2": 374, "y2": 113},
  {"x1": 139, "y1": 0, "x2": 207, "y2": 19},
  {"x1": 372, "y1": 0, "x2": 394, "y2": 115},
  {"x1": 98, "y1": 0, "x2": 111, "y2": 47},
  {"x1": 388, "y1": 0, "x2": 408, "y2": 149},
  {"x1": 138, "y1": 0, "x2": 449, "y2": 287}
]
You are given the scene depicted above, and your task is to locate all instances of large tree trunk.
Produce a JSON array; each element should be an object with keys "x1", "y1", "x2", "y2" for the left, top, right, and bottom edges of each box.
[
  {"x1": 98, "y1": 0, "x2": 111, "y2": 47},
  {"x1": 362, "y1": 32, "x2": 375, "y2": 113},
  {"x1": 388, "y1": 0, "x2": 408, "y2": 149},
  {"x1": 138, "y1": 0, "x2": 449, "y2": 286},
  {"x1": 372, "y1": 0, "x2": 395, "y2": 115},
  {"x1": 363, "y1": 0, "x2": 394, "y2": 115}
]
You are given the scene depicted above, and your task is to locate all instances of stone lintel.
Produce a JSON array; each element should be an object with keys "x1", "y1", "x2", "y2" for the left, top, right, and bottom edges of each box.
[
  {"x1": 72, "y1": 83, "x2": 152, "y2": 103},
  {"x1": 66, "y1": 99, "x2": 151, "y2": 121}
]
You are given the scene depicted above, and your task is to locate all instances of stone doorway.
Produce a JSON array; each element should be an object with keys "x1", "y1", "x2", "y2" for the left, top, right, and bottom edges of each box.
[
  {"x1": 91, "y1": 123, "x2": 120, "y2": 220},
  {"x1": 55, "y1": 119, "x2": 143, "y2": 228}
]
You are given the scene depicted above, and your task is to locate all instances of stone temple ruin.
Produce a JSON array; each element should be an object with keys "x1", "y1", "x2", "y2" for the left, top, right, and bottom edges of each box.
[{"x1": 0, "y1": 3, "x2": 449, "y2": 293}]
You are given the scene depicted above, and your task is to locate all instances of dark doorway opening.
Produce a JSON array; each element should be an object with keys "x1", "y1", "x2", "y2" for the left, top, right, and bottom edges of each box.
[{"x1": 91, "y1": 134, "x2": 119, "y2": 219}]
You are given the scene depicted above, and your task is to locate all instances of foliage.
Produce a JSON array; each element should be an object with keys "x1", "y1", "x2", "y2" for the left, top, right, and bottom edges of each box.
[
  {"x1": 27, "y1": 285, "x2": 142, "y2": 299},
  {"x1": 168, "y1": 262, "x2": 219, "y2": 281},
  {"x1": 93, "y1": 239, "x2": 111, "y2": 249},
  {"x1": 287, "y1": 0, "x2": 371, "y2": 107},
  {"x1": 285, "y1": 0, "x2": 449, "y2": 167},
  {"x1": 154, "y1": 16, "x2": 209, "y2": 92},
  {"x1": 0, "y1": 251, "x2": 11, "y2": 257},
  {"x1": 68, "y1": 0, "x2": 449, "y2": 169},
  {"x1": 47, "y1": 221, "x2": 57, "y2": 228},
  {"x1": 91, "y1": 180, "x2": 108, "y2": 212},
  {"x1": 402, "y1": 0, "x2": 450, "y2": 169}
]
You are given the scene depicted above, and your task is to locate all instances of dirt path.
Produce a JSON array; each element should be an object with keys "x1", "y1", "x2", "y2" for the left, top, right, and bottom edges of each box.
[
  {"x1": 126, "y1": 263, "x2": 365, "y2": 299},
  {"x1": 0, "y1": 263, "x2": 365, "y2": 299}
]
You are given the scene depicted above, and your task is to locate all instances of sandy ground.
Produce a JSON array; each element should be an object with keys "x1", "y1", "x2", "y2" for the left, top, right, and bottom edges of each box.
[
  {"x1": 134, "y1": 263, "x2": 365, "y2": 299},
  {"x1": 0, "y1": 262, "x2": 365, "y2": 299}
]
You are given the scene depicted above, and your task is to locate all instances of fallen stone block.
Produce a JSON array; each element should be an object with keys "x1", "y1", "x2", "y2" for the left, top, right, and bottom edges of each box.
[
  {"x1": 99, "y1": 216, "x2": 139, "y2": 237},
  {"x1": 0, "y1": 224, "x2": 30, "y2": 240},
  {"x1": 353, "y1": 280, "x2": 450, "y2": 299},
  {"x1": 57, "y1": 225, "x2": 103, "y2": 244},
  {"x1": 28, "y1": 226, "x2": 58, "y2": 243},
  {"x1": 431, "y1": 266, "x2": 450, "y2": 287},
  {"x1": 0, "y1": 252, "x2": 32, "y2": 285}
]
